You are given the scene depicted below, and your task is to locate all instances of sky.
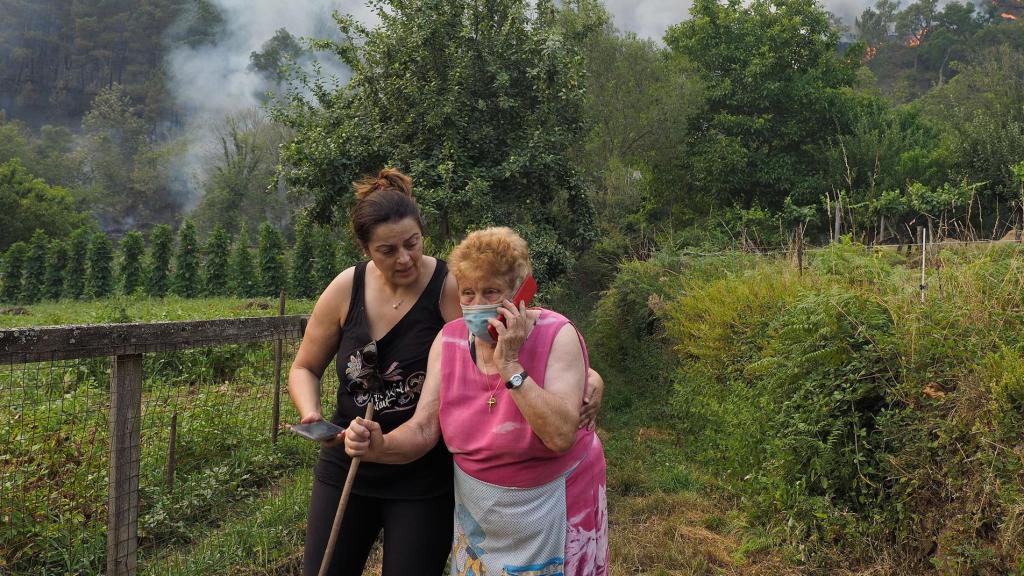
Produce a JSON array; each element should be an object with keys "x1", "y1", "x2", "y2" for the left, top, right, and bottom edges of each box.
[{"x1": 604, "y1": 0, "x2": 872, "y2": 39}]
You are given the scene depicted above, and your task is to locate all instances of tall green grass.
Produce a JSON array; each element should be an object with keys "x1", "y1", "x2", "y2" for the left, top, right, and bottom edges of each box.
[
  {"x1": 592, "y1": 241, "x2": 1024, "y2": 573},
  {"x1": 1, "y1": 296, "x2": 322, "y2": 574}
]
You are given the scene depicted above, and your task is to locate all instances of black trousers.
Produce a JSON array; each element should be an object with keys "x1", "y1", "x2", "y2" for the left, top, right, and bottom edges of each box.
[{"x1": 303, "y1": 477, "x2": 454, "y2": 576}]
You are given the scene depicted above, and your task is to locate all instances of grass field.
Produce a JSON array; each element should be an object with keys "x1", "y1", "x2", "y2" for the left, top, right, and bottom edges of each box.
[{"x1": 1, "y1": 290, "x2": 798, "y2": 575}]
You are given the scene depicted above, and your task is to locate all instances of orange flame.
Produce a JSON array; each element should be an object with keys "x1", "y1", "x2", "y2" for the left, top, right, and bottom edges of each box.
[
  {"x1": 1001, "y1": 12, "x2": 1019, "y2": 19},
  {"x1": 905, "y1": 26, "x2": 928, "y2": 47},
  {"x1": 862, "y1": 45, "x2": 878, "y2": 62}
]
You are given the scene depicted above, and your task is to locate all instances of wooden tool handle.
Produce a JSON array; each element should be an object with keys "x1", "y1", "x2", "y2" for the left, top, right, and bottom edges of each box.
[{"x1": 318, "y1": 402, "x2": 375, "y2": 576}]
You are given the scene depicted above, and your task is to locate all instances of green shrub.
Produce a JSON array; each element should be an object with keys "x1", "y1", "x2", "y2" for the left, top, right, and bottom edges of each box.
[
  {"x1": 230, "y1": 223, "x2": 257, "y2": 298},
  {"x1": 1, "y1": 241, "x2": 28, "y2": 303},
  {"x1": 119, "y1": 231, "x2": 145, "y2": 296},
  {"x1": 290, "y1": 218, "x2": 315, "y2": 299},
  {"x1": 257, "y1": 222, "x2": 286, "y2": 298},
  {"x1": 171, "y1": 219, "x2": 200, "y2": 298},
  {"x1": 85, "y1": 231, "x2": 114, "y2": 299},
  {"x1": 312, "y1": 226, "x2": 339, "y2": 294},
  {"x1": 202, "y1": 225, "x2": 231, "y2": 296},
  {"x1": 43, "y1": 239, "x2": 68, "y2": 300},
  {"x1": 21, "y1": 229, "x2": 48, "y2": 303},
  {"x1": 64, "y1": 227, "x2": 90, "y2": 300},
  {"x1": 147, "y1": 224, "x2": 173, "y2": 298},
  {"x1": 594, "y1": 240, "x2": 1024, "y2": 569}
]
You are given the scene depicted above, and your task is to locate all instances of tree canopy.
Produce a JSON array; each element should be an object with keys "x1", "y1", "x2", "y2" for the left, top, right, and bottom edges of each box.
[{"x1": 276, "y1": 0, "x2": 600, "y2": 282}]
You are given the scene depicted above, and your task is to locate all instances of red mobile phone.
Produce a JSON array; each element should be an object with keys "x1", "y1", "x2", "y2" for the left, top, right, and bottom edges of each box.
[{"x1": 488, "y1": 274, "x2": 537, "y2": 341}]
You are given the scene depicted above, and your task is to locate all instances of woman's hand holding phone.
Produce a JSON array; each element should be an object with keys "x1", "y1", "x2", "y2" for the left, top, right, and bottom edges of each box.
[{"x1": 290, "y1": 412, "x2": 346, "y2": 444}]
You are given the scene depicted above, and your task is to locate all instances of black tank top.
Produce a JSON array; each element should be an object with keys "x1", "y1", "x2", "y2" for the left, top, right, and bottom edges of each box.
[{"x1": 314, "y1": 259, "x2": 453, "y2": 498}]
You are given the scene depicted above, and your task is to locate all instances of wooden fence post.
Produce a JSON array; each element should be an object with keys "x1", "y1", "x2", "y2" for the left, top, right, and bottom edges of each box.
[
  {"x1": 272, "y1": 290, "x2": 285, "y2": 445},
  {"x1": 166, "y1": 411, "x2": 177, "y2": 491},
  {"x1": 107, "y1": 353, "x2": 143, "y2": 576}
]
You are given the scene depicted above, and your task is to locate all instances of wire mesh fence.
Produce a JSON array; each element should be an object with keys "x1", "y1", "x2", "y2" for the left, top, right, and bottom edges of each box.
[{"x1": 0, "y1": 316, "x2": 340, "y2": 575}]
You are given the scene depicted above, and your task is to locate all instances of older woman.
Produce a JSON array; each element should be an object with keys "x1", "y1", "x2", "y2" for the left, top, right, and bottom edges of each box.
[{"x1": 345, "y1": 226, "x2": 608, "y2": 576}]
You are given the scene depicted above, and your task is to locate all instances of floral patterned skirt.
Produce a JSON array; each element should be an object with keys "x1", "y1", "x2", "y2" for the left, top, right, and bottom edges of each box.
[{"x1": 449, "y1": 436, "x2": 608, "y2": 576}]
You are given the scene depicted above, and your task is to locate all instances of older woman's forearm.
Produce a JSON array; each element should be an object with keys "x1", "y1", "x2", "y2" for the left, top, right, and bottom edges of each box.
[{"x1": 372, "y1": 420, "x2": 440, "y2": 464}]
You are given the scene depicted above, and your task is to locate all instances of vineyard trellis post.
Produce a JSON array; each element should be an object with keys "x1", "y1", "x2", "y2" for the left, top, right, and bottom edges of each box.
[
  {"x1": 918, "y1": 225, "x2": 927, "y2": 303},
  {"x1": 166, "y1": 411, "x2": 177, "y2": 491}
]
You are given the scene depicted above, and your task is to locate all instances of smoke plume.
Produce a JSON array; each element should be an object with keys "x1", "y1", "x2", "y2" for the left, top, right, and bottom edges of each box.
[{"x1": 165, "y1": 0, "x2": 377, "y2": 208}]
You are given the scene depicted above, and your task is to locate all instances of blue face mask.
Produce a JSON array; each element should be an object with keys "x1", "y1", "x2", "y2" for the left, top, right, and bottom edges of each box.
[{"x1": 461, "y1": 303, "x2": 500, "y2": 345}]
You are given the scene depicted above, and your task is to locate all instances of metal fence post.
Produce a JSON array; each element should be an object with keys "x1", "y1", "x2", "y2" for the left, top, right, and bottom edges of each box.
[{"x1": 108, "y1": 353, "x2": 143, "y2": 576}]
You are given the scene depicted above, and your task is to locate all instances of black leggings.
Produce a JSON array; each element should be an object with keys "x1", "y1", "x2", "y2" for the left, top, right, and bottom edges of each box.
[{"x1": 303, "y1": 478, "x2": 454, "y2": 576}]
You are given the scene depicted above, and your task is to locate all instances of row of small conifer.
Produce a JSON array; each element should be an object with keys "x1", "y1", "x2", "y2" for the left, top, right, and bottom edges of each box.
[{"x1": 0, "y1": 219, "x2": 341, "y2": 305}]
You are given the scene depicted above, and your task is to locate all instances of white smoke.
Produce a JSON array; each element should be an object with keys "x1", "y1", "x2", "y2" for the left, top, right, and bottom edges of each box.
[
  {"x1": 603, "y1": 0, "x2": 972, "y2": 41},
  {"x1": 165, "y1": 0, "x2": 378, "y2": 208}
]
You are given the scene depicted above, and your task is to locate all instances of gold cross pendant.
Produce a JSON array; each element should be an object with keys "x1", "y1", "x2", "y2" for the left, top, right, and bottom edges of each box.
[{"x1": 487, "y1": 396, "x2": 496, "y2": 412}]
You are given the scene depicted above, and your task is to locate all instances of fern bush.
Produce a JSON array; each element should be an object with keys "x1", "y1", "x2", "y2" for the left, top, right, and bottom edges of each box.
[{"x1": 594, "y1": 239, "x2": 1024, "y2": 571}]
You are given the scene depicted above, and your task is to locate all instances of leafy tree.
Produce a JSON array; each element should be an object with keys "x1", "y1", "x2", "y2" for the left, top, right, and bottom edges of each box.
[
  {"x1": 43, "y1": 239, "x2": 68, "y2": 300},
  {"x1": 172, "y1": 0, "x2": 225, "y2": 48},
  {"x1": 119, "y1": 231, "x2": 146, "y2": 295},
  {"x1": 313, "y1": 226, "x2": 340, "y2": 293},
  {"x1": 0, "y1": 118, "x2": 79, "y2": 187},
  {"x1": 822, "y1": 93, "x2": 949, "y2": 241},
  {"x1": 230, "y1": 223, "x2": 258, "y2": 298},
  {"x1": 79, "y1": 84, "x2": 182, "y2": 234},
  {"x1": 276, "y1": 0, "x2": 598, "y2": 283},
  {"x1": 202, "y1": 224, "x2": 232, "y2": 296},
  {"x1": 1, "y1": 242, "x2": 28, "y2": 304},
  {"x1": 85, "y1": 232, "x2": 114, "y2": 299},
  {"x1": 290, "y1": 217, "x2": 317, "y2": 299},
  {"x1": 192, "y1": 109, "x2": 293, "y2": 236},
  {"x1": 171, "y1": 219, "x2": 200, "y2": 297},
  {"x1": 21, "y1": 229, "x2": 49, "y2": 303},
  {"x1": 856, "y1": 0, "x2": 900, "y2": 46},
  {"x1": 920, "y1": 45, "x2": 1024, "y2": 234},
  {"x1": 64, "y1": 227, "x2": 90, "y2": 300},
  {"x1": 665, "y1": 0, "x2": 862, "y2": 225},
  {"x1": 896, "y1": 0, "x2": 939, "y2": 43},
  {"x1": 258, "y1": 221, "x2": 286, "y2": 297},
  {"x1": 580, "y1": 21, "x2": 701, "y2": 231},
  {"x1": 146, "y1": 224, "x2": 174, "y2": 297},
  {"x1": 0, "y1": 158, "x2": 91, "y2": 251},
  {"x1": 249, "y1": 28, "x2": 309, "y2": 88}
]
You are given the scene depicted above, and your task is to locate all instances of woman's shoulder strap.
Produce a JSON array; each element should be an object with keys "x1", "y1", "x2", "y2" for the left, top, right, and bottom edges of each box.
[
  {"x1": 342, "y1": 261, "x2": 368, "y2": 328},
  {"x1": 426, "y1": 258, "x2": 448, "y2": 299}
]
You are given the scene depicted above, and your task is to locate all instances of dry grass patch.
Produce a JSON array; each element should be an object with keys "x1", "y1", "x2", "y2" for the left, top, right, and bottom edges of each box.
[{"x1": 609, "y1": 492, "x2": 795, "y2": 575}]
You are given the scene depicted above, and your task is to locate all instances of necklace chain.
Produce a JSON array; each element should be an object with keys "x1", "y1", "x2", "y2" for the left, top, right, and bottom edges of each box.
[
  {"x1": 487, "y1": 376, "x2": 502, "y2": 413},
  {"x1": 471, "y1": 336, "x2": 502, "y2": 413}
]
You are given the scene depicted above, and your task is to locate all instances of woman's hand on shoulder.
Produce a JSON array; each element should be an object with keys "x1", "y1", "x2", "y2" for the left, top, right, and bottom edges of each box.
[
  {"x1": 579, "y1": 368, "x2": 604, "y2": 430},
  {"x1": 439, "y1": 271, "x2": 462, "y2": 322}
]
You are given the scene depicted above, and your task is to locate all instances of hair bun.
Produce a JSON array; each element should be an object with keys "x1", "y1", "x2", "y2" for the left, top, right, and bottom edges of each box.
[{"x1": 354, "y1": 168, "x2": 413, "y2": 200}]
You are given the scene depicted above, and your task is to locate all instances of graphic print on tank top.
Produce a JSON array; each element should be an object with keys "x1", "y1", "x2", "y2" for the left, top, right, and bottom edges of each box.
[{"x1": 343, "y1": 343, "x2": 425, "y2": 414}]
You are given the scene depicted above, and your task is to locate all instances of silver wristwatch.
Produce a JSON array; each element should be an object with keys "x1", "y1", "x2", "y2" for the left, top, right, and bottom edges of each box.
[{"x1": 505, "y1": 369, "x2": 528, "y2": 390}]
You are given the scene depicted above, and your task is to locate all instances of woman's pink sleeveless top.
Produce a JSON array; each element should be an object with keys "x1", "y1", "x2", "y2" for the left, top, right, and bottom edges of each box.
[{"x1": 438, "y1": 309, "x2": 596, "y2": 488}]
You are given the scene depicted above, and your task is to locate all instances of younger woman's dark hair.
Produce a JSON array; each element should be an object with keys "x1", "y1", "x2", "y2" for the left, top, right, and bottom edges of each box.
[{"x1": 351, "y1": 168, "x2": 424, "y2": 247}]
